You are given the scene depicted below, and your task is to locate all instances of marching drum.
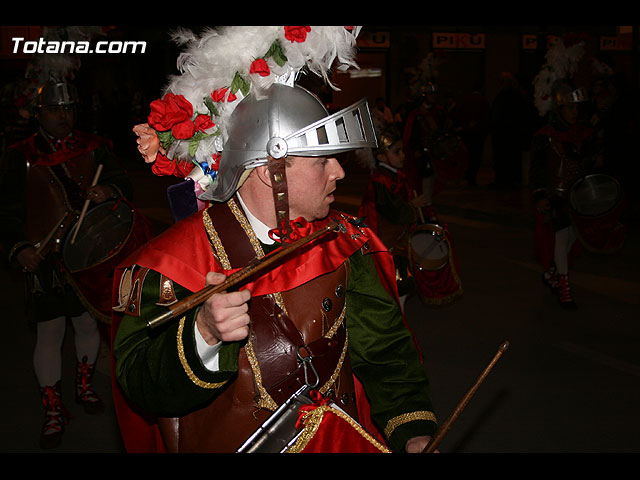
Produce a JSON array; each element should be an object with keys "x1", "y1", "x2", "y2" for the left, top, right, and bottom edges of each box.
[
  {"x1": 570, "y1": 174, "x2": 621, "y2": 217},
  {"x1": 408, "y1": 224, "x2": 449, "y2": 272},
  {"x1": 408, "y1": 223, "x2": 463, "y2": 305},
  {"x1": 569, "y1": 174, "x2": 626, "y2": 253},
  {"x1": 62, "y1": 199, "x2": 154, "y2": 322}
]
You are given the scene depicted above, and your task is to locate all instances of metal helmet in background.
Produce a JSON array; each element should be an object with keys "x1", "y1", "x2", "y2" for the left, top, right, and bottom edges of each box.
[
  {"x1": 551, "y1": 80, "x2": 588, "y2": 109},
  {"x1": 200, "y1": 83, "x2": 377, "y2": 202},
  {"x1": 36, "y1": 81, "x2": 79, "y2": 108}
]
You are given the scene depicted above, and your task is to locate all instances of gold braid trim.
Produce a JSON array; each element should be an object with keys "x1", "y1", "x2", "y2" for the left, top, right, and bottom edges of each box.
[
  {"x1": 228, "y1": 197, "x2": 265, "y2": 259},
  {"x1": 323, "y1": 301, "x2": 346, "y2": 339},
  {"x1": 384, "y1": 410, "x2": 438, "y2": 439},
  {"x1": 228, "y1": 198, "x2": 288, "y2": 314},
  {"x1": 244, "y1": 338, "x2": 279, "y2": 411},
  {"x1": 202, "y1": 209, "x2": 231, "y2": 270},
  {"x1": 286, "y1": 404, "x2": 391, "y2": 453},
  {"x1": 177, "y1": 316, "x2": 228, "y2": 389}
]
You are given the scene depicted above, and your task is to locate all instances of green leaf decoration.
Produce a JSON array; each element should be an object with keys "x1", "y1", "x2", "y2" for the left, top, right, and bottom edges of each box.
[
  {"x1": 189, "y1": 137, "x2": 200, "y2": 158},
  {"x1": 157, "y1": 130, "x2": 175, "y2": 150},
  {"x1": 266, "y1": 39, "x2": 288, "y2": 67},
  {"x1": 204, "y1": 96, "x2": 219, "y2": 117},
  {"x1": 230, "y1": 72, "x2": 250, "y2": 97}
]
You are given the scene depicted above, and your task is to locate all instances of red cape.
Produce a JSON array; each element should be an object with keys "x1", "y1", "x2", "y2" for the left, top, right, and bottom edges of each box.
[
  {"x1": 111, "y1": 208, "x2": 414, "y2": 452},
  {"x1": 11, "y1": 130, "x2": 113, "y2": 166}
]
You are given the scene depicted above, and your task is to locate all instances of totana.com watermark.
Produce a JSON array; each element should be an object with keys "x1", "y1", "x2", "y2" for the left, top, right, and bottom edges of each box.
[{"x1": 12, "y1": 37, "x2": 147, "y2": 54}]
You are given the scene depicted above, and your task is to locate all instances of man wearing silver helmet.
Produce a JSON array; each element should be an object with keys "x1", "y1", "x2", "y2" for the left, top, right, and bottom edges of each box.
[
  {"x1": 530, "y1": 79, "x2": 601, "y2": 308},
  {"x1": 0, "y1": 78, "x2": 134, "y2": 449},
  {"x1": 113, "y1": 26, "x2": 438, "y2": 453}
]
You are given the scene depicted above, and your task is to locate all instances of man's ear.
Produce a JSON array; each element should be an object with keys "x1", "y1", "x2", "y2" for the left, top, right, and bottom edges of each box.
[{"x1": 255, "y1": 164, "x2": 272, "y2": 188}]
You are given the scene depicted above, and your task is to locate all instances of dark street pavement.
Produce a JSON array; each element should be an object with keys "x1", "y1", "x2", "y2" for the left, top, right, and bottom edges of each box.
[{"x1": 2, "y1": 156, "x2": 639, "y2": 454}]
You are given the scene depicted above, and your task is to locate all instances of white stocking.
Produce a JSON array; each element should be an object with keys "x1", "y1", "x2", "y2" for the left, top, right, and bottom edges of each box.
[
  {"x1": 33, "y1": 316, "x2": 66, "y2": 387},
  {"x1": 554, "y1": 226, "x2": 576, "y2": 275},
  {"x1": 71, "y1": 311, "x2": 101, "y2": 364}
]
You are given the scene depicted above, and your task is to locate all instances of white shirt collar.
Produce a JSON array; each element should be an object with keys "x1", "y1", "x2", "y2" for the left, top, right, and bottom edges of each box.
[
  {"x1": 379, "y1": 162, "x2": 398, "y2": 174},
  {"x1": 236, "y1": 193, "x2": 276, "y2": 245}
]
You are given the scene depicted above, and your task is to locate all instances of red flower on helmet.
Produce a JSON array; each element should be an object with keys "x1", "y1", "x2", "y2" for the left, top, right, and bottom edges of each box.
[
  {"x1": 210, "y1": 152, "x2": 221, "y2": 171},
  {"x1": 151, "y1": 152, "x2": 194, "y2": 177},
  {"x1": 284, "y1": 26, "x2": 311, "y2": 43},
  {"x1": 148, "y1": 93, "x2": 193, "y2": 133},
  {"x1": 211, "y1": 87, "x2": 237, "y2": 103},
  {"x1": 194, "y1": 114, "x2": 215, "y2": 132},
  {"x1": 250, "y1": 57, "x2": 271, "y2": 77}
]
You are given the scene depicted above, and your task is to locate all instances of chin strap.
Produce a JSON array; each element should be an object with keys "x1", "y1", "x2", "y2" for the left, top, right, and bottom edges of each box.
[{"x1": 267, "y1": 155, "x2": 292, "y2": 242}]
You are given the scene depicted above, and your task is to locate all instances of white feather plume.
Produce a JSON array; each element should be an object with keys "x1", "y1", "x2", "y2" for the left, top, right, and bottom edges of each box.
[
  {"x1": 157, "y1": 26, "x2": 361, "y2": 168},
  {"x1": 533, "y1": 36, "x2": 585, "y2": 116}
]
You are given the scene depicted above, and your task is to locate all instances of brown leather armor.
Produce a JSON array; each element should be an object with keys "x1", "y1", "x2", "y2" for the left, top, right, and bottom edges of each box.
[
  {"x1": 158, "y1": 199, "x2": 358, "y2": 452},
  {"x1": 25, "y1": 151, "x2": 97, "y2": 254}
]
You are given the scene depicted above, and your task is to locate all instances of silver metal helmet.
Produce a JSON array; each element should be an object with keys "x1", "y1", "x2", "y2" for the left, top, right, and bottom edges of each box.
[
  {"x1": 200, "y1": 83, "x2": 377, "y2": 202},
  {"x1": 551, "y1": 80, "x2": 588, "y2": 108},
  {"x1": 36, "y1": 81, "x2": 79, "y2": 107}
]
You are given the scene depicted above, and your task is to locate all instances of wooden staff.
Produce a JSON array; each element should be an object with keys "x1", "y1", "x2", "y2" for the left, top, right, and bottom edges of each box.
[
  {"x1": 70, "y1": 164, "x2": 103, "y2": 245},
  {"x1": 146, "y1": 221, "x2": 339, "y2": 329},
  {"x1": 423, "y1": 340, "x2": 510, "y2": 453}
]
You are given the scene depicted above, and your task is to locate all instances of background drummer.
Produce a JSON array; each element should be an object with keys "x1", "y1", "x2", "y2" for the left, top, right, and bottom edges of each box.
[
  {"x1": 0, "y1": 77, "x2": 133, "y2": 449},
  {"x1": 530, "y1": 79, "x2": 603, "y2": 308},
  {"x1": 358, "y1": 124, "x2": 428, "y2": 310}
]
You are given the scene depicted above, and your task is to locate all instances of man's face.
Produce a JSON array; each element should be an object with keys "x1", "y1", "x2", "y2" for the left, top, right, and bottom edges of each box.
[
  {"x1": 560, "y1": 104, "x2": 578, "y2": 126},
  {"x1": 38, "y1": 105, "x2": 75, "y2": 139},
  {"x1": 285, "y1": 155, "x2": 345, "y2": 222}
]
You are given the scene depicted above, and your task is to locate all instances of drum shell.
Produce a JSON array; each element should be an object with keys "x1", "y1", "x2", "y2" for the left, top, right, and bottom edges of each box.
[
  {"x1": 408, "y1": 224, "x2": 449, "y2": 271},
  {"x1": 569, "y1": 174, "x2": 626, "y2": 254},
  {"x1": 569, "y1": 174, "x2": 621, "y2": 218},
  {"x1": 62, "y1": 200, "x2": 154, "y2": 322}
]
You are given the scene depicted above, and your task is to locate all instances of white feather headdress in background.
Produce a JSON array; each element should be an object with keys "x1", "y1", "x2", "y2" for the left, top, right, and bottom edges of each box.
[{"x1": 532, "y1": 36, "x2": 585, "y2": 117}]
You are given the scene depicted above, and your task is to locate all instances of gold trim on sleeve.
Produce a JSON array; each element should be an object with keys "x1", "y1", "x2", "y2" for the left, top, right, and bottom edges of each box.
[
  {"x1": 384, "y1": 410, "x2": 438, "y2": 439},
  {"x1": 177, "y1": 316, "x2": 228, "y2": 389}
]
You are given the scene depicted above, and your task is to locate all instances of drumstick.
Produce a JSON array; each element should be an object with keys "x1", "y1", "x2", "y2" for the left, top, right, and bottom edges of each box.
[
  {"x1": 423, "y1": 340, "x2": 510, "y2": 453},
  {"x1": 145, "y1": 221, "x2": 339, "y2": 329},
  {"x1": 413, "y1": 190, "x2": 426, "y2": 224},
  {"x1": 34, "y1": 211, "x2": 71, "y2": 255},
  {"x1": 70, "y1": 164, "x2": 103, "y2": 245}
]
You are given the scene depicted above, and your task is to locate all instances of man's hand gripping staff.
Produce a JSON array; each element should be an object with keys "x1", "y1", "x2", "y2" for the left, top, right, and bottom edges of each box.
[{"x1": 143, "y1": 221, "x2": 339, "y2": 331}]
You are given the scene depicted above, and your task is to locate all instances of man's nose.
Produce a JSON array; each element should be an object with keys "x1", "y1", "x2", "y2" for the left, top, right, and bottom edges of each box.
[{"x1": 328, "y1": 157, "x2": 345, "y2": 181}]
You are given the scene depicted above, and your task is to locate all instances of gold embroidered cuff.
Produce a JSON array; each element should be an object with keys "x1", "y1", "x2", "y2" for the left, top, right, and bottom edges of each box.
[
  {"x1": 384, "y1": 410, "x2": 438, "y2": 439},
  {"x1": 177, "y1": 316, "x2": 228, "y2": 389}
]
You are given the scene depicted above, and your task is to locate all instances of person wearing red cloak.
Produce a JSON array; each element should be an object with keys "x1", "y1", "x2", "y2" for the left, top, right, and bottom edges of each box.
[{"x1": 111, "y1": 26, "x2": 439, "y2": 454}]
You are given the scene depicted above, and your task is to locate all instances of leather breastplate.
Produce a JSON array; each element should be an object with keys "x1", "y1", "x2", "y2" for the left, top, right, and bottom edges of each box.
[
  {"x1": 158, "y1": 199, "x2": 358, "y2": 452},
  {"x1": 25, "y1": 147, "x2": 96, "y2": 252}
]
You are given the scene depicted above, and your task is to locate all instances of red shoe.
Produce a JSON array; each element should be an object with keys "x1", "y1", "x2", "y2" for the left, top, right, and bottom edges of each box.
[
  {"x1": 75, "y1": 356, "x2": 105, "y2": 415},
  {"x1": 39, "y1": 382, "x2": 71, "y2": 449},
  {"x1": 557, "y1": 274, "x2": 577, "y2": 309}
]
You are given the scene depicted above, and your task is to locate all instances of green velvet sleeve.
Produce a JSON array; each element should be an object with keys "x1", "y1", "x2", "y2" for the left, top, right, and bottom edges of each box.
[
  {"x1": 113, "y1": 269, "x2": 241, "y2": 417},
  {"x1": 346, "y1": 250, "x2": 437, "y2": 451}
]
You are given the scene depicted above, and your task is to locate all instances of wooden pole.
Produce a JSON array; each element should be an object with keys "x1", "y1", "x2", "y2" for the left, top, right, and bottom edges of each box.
[
  {"x1": 70, "y1": 164, "x2": 103, "y2": 245},
  {"x1": 423, "y1": 340, "x2": 510, "y2": 453}
]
